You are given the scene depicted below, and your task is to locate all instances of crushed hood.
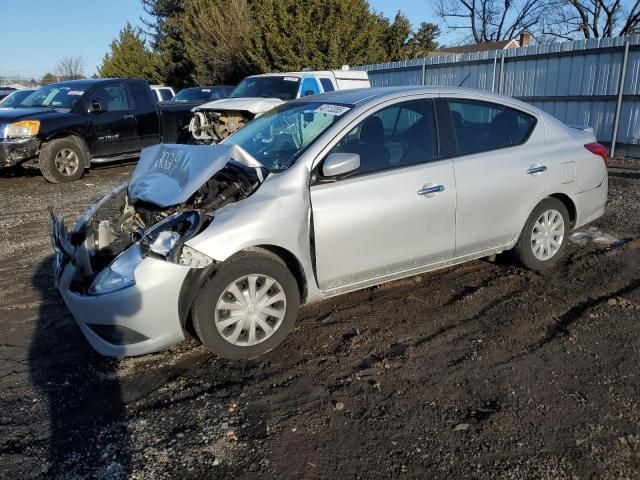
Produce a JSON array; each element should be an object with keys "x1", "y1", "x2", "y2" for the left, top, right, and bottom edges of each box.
[
  {"x1": 128, "y1": 144, "x2": 265, "y2": 208},
  {"x1": 192, "y1": 97, "x2": 285, "y2": 114}
]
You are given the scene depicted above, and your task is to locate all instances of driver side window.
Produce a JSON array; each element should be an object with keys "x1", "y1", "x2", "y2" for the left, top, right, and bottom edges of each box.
[
  {"x1": 328, "y1": 99, "x2": 437, "y2": 175},
  {"x1": 88, "y1": 83, "x2": 131, "y2": 112}
]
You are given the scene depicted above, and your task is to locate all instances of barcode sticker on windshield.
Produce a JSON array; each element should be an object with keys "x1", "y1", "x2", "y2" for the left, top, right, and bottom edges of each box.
[
  {"x1": 314, "y1": 104, "x2": 351, "y2": 116},
  {"x1": 68, "y1": 91, "x2": 84, "y2": 95},
  {"x1": 283, "y1": 76, "x2": 298, "y2": 81}
]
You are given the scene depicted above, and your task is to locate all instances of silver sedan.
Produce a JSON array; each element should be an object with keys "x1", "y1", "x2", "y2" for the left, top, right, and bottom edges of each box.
[{"x1": 50, "y1": 87, "x2": 608, "y2": 359}]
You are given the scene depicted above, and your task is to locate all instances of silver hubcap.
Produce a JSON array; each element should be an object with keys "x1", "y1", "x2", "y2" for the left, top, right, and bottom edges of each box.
[
  {"x1": 531, "y1": 209, "x2": 565, "y2": 261},
  {"x1": 214, "y1": 274, "x2": 286, "y2": 346},
  {"x1": 54, "y1": 148, "x2": 79, "y2": 176}
]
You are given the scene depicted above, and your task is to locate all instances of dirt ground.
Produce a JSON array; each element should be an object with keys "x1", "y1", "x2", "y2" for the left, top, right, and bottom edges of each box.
[{"x1": 1, "y1": 159, "x2": 639, "y2": 480}]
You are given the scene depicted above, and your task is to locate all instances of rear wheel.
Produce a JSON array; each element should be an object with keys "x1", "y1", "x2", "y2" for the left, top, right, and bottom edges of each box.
[
  {"x1": 192, "y1": 252, "x2": 300, "y2": 360},
  {"x1": 39, "y1": 137, "x2": 86, "y2": 183},
  {"x1": 514, "y1": 198, "x2": 570, "y2": 270}
]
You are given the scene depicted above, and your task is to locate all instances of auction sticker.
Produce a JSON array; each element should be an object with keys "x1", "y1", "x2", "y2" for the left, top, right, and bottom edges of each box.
[
  {"x1": 68, "y1": 90, "x2": 84, "y2": 95},
  {"x1": 314, "y1": 104, "x2": 351, "y2": 116},
  {"x1": 284, "y1": 76, "x2": 298, "y2": 81}
]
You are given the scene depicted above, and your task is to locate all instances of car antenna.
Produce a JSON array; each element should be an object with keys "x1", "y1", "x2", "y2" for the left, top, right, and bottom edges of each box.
[{"x1": 458, "y1": 73, "x2": 471, "y2": 87}]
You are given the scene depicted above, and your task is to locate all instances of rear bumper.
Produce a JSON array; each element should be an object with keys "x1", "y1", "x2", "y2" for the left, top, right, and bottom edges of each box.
[
  {"x1": 0, "y1": 137, "x2": 38, "y2": 167},
  {"x1": 573, "y1": 174, "x2": 608, "y2": 228}
]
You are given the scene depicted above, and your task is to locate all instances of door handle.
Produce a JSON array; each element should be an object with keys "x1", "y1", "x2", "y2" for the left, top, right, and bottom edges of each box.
[
  {"x1": 526, "y1": 165, "x2": 547, "y2": 175},
  {"x1": 417, "y1": 184, "x2": 445, "y2": 196},
  {"x1": 123, "y1": 113, "x2": 134, "y2": 120}
]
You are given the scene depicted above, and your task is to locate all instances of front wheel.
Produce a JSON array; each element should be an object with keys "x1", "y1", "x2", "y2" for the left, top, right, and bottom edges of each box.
[
  {"x1": 192, "y1": 252, "x2": 301, "y2": 360},
  {"x1": 39, "y1": 137, "x2": 86, "y2": 183},
  {"x1": 514, "y1": 198, "x2": 570, "y2": 270}
]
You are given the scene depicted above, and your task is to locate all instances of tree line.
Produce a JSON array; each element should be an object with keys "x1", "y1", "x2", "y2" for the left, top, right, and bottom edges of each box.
[
  {"x1": 99, "y1": 0, "x2": 440, "y2": 88},
  {"x1": 97, "y1": 0, "x2": 640, "y2": 89}
]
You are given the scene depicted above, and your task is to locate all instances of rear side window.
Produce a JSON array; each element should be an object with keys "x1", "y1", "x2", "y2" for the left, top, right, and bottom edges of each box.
[
  {"x1": 319, "y1": 78, "x2": 335, "y2": 92},
  {"x1": 159, "y1": 88, "x2": 173, "y2": 101},
  {"x1": 129, "y1": 82, "x2": 156, "y2": 112},
  {"x1": 446, "y1": 99, "x2": 535, "y2": 155}
]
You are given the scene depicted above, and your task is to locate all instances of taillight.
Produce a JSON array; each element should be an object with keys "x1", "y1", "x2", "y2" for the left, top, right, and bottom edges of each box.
[{"x1": 584, "y1": 142, "x2": 608, "y2": 168}]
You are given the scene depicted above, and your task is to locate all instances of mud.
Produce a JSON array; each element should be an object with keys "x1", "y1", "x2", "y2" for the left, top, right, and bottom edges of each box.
[{"x1": 1, "y1": 159, "x2": 639, "y2": 479}]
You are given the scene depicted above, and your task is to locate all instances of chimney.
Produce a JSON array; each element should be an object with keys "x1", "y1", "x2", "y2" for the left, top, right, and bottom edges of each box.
[{"x1": 519, "y1": 31, "x2": 531, "y2": 47}]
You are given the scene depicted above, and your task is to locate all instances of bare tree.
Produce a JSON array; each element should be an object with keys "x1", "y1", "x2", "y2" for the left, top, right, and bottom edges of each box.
[
  {"x1": 436, "y1": 0, "x2": 548, "y2": 43},
  {"x1": 543, "y1": 0, "x2": 640, "y2": 39},
  {"x1": 55, "y1": 56, "x2": 86, "y2": 80}
]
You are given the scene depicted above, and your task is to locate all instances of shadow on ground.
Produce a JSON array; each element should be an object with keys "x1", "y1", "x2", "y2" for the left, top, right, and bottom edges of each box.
[{"x1": 28, "y1": 256, "x2": 131, "y2": 478}]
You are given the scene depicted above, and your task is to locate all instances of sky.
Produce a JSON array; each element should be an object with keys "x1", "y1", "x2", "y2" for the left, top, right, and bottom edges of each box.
[{"x1": 0, "y1": 0, "x2": 439, "y2": 79}]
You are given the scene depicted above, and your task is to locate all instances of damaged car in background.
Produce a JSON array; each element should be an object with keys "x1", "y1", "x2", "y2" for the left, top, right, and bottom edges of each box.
[
  {"x1": 189, "y1": 68, "x2": 369, "y2": 143},
  {"x1": 51, "y1": 87, "x2": 608, "y2": 359}
]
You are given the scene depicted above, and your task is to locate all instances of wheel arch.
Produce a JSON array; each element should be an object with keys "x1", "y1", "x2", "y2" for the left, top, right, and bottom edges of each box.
[
  {"x1": 42, "y1": 132, "x2": 91, "y2": 167},
  {"x1": 548, "y1": 193, "x2": 577, "y2": 228},
  {"x1": 178, "y1": 244, "x2": 308, "y2": 337}
]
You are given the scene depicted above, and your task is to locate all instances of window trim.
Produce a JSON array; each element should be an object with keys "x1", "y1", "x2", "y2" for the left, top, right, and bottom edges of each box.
[
  {"x1": 311, "y1": 98, "x2": 441, "y2": 185},
  {"x1": 441, "y1": 97, "x2": 538, "y2": 159}
]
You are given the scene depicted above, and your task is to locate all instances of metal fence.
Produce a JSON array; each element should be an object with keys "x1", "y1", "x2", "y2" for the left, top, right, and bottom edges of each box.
[{"x1": 355, "y1": 35, "x2": 640, "y2": 157}]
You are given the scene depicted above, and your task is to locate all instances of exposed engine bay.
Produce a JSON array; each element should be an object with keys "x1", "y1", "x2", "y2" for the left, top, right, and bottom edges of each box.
[
  {"x1": 189, "y1": 110, "x2": 254, "y2": 143},
  {"x1": 56, "y1": 144, "x2": 268, "y2": 294}
]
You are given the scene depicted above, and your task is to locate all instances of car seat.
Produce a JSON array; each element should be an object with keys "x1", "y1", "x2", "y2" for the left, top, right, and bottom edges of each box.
[{"x1": 356, "y1": 116, "x2": 389, "y2": 173}]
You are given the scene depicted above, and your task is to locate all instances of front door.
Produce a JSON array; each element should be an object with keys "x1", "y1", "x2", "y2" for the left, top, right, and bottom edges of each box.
[
  {"x1": 85, "y1": 82, "x2": 138, "y2": 157},
  {"x1": 310, "y1": 98, "x2": 456, "y2": 291}
]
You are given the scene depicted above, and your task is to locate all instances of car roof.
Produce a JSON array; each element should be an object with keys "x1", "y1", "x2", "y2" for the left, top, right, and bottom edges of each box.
[{"x1": 294, "y1": 86, "x2": 543, "y2": 113}]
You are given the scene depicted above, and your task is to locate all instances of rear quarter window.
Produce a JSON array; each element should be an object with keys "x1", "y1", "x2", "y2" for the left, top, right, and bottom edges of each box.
[{"x1": 446, "y1": 99, "x2": 536, "y2": 156}]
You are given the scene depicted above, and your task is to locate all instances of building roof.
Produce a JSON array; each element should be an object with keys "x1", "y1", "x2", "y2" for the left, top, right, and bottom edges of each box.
[{"x1": 436, "y1": 39, "x2": 519, "y2": 54}]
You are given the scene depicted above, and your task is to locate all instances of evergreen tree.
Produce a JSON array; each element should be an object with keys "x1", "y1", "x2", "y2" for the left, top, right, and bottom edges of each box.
[
  {"x1": 384, "y1": 12, "x2": 413, "y2": 61},
  {"x1": 98, "y1": 23, "x2": 163, "y2": 82},
  {"x1": 142, "y1": 0, "x2": 195, "y2": 88},
  {"x1": 244, "y1": 0, "x2": 389, "y2": 73},
  {"x1": 181, "y1": 0, "x2": 253, "y2": 84},
  {"x1": 407, "y1": 23, "x2": 440, "y2": 58}
]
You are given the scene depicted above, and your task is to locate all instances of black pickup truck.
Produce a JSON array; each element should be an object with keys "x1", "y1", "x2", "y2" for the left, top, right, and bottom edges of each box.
[{"x1": 0, "y1": 78, "x2": 194, "y2": 183}]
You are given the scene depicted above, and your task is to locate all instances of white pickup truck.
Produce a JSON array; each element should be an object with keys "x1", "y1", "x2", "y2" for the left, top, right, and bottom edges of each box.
[{"x1": 189, "y1": 68, "x2": 370, "y2": 143}]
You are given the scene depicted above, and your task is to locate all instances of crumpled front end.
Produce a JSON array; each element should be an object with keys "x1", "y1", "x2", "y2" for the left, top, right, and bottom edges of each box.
[
  {"x1": 189, "y1": 97, "x2": 284, "y2": 143},
  {"x1": 0, "y1": 136, "x2": 38, "y2": 167},
  {"x1": 50, "y1": 144, "x2": 268, "y2": 356}
]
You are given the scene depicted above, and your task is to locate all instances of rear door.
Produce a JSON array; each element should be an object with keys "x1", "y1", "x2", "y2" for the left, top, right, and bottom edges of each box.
[
  {"x1": 128, "y1": 81, "x2": 161, "y2": 150},
  {"x1": 85, "y1": 81, "x2": 138, "y2": 157},
  {"x1": 441, "y1": 97, "x2": 548, "y2": 256},
  {"x1": 310, "y1": 98, "x2": 456, "y2": 291}
]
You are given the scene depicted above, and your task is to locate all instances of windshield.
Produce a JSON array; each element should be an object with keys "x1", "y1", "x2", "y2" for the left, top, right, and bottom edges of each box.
[
  {"x1": 224, "y1": 102, "x2": 351, "y2": 172},
  {"x1": 229, "y1": 76, "x2": 300, "y2": 100},
  {"x1": 172, "y1": 88, "x2": 212, "y2": 103},
  {"x1": 0, "y1": 90, "x2": 34, "y2": 107},
  {"x1": 18, "y1": 84, "x2": 85, "y2": 109}
]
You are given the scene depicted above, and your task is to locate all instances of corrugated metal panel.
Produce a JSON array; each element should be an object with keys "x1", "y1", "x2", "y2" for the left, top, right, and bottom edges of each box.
[{"x1": 357, "y1": 34, "x2": 640, "y2": 154}]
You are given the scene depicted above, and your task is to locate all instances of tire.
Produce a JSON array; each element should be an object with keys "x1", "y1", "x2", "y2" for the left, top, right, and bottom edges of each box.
[
  {"x1": 39, "y1": 137, "x2": 86, "y2": 183},
  {"x1": 514, "y1": 197, "x2": 570, "y2": 271},
  {"x1": 192, "y1": 251, "x2": 301, "y2": 360}
]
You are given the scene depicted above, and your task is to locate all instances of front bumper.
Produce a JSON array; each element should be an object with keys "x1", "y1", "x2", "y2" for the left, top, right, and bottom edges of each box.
[
  {"x1": 50, "y1": 215, "x2": 191, "y2": 357},
  {"x1": 0, "y1": 137, "x2": 38, "y2": 167}
]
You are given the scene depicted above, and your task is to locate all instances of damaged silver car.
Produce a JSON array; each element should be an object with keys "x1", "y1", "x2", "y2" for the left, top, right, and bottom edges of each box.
[{"x1": 51, "y1": 87, "x2": 608, "y2": 359}]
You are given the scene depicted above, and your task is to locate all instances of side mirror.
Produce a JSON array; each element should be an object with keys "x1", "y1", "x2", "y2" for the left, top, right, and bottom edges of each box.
[
  {"x1": 304, "y1": 90, "x2": 315, "y2": 97},
  {"x1": 90, "y1": 100, "x2": 105, "y2": 113},
  {"x1": 322, "y1": 152, "x2": 360, "y2": 177}
]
